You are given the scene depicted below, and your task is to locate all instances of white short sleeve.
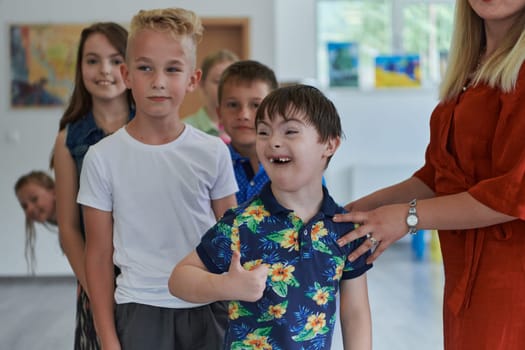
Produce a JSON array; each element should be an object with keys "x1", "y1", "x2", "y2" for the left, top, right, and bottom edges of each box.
[
  {"x1": 210, "y1": 141, "x2": 238, "y2": 200},
  {"x1": 77, "y1": 146, "x2": 113, "y2": 212}
]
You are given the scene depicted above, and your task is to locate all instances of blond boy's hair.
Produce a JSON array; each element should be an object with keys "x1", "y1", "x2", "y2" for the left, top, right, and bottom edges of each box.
[{"x1": 128, "y1": 8, "x2": 203, "y2": 67}]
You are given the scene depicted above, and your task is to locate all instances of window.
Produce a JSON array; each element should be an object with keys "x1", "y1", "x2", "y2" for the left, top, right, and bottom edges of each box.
[{"x1": 318, "y1": 0, "x2": 454, "y2": 89}]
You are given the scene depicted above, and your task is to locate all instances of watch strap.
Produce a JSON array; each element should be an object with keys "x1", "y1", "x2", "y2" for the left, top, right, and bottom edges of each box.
[{"x1": 407, "y1": 199, "x2": 418, "y2": 235}]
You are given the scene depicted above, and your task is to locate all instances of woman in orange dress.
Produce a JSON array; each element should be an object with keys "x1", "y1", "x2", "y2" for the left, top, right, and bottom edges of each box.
[{"x1": 334, "y1": 1, "x2": 525, "y2": 349}]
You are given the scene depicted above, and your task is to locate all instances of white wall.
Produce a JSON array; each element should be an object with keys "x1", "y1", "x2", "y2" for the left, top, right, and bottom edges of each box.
[
  {"x1": 323, "y1": 88, "x2": 435, "y2": 204},
  {"x1": 0, "y1": 0, "x2": 436, "y2": 275},
  {"x1": 274, "y1": 0, "x2": 317, "y2": 82}
]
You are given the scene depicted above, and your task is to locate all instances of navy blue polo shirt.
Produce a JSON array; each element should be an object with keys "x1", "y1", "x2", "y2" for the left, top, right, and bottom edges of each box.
[{"x1": 197, "y1": 183, "x2": 372, "y2": 349}]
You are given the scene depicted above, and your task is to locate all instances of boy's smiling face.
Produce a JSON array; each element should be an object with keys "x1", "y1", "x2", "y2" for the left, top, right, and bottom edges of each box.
[
  {"x1": 122, "y1": 29, "x2": 200, "y2": 120},
  {"x1": 218, "y1": 80, "x2": 272, "y2": 153},
  {"x1": 256, "y1": 109, "x2": 339, "y2": 192}
]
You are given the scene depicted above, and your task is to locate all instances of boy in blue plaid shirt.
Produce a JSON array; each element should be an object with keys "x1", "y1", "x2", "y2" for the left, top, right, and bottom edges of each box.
[{"x1": 216, "y1": 60, "x2": 278, "y2": 204}]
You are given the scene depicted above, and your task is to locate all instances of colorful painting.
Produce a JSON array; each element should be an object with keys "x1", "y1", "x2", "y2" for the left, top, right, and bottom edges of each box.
[
  {"x1": 375, "y1": 54, "x2": 421, "y2": 88},
  {"x1": 10, "y1": 24, "x2": 86, "y2": 108},
  {"x1": 328, "y1": 42, "x2": 359, "y2": 87}
]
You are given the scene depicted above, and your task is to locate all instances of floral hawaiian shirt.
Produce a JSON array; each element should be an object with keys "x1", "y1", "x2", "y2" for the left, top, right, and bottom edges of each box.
[{"x1": 197, "y1": 183, "x2": 372, "y2": 350}]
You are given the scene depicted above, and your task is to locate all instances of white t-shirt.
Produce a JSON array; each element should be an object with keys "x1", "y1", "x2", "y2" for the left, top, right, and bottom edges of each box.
[{"x1": 78, "y1": 125, "x2": 238, "y2": 308}]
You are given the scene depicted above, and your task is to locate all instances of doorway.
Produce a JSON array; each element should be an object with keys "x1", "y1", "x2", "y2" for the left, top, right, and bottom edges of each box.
[{"x1": 181, "y1": 18, "x2": 250, "y2": 118}]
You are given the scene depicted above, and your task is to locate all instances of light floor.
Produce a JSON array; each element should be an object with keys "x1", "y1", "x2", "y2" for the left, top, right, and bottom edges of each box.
[{"x1": 0, "y1": 241, "x2": 444, "y2": 350}]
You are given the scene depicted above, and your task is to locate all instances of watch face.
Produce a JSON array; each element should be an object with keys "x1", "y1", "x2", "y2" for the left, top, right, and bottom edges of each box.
[{"x1": 407, "y1": 214, "x2": 418, "y2": 226}]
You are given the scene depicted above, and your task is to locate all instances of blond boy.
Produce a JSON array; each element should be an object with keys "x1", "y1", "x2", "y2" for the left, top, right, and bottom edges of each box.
[{"x1": 79, "y1": 8, "x2": 238, "y2": 350}]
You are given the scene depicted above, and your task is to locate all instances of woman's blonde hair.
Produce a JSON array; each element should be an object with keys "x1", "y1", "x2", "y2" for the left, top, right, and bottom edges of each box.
[{"x1": 440, "y1": 0, "x2": 525, "y2": 101}]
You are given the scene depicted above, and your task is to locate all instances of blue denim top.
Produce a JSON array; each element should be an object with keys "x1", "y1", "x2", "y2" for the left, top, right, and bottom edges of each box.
[{"x1": 65, "y1": 109, "x2": 134, "y2": 235}]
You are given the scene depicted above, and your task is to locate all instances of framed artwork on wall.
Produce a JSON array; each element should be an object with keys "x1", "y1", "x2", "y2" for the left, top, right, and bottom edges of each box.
[
  {"x1": 9, "y1": 23, "x2": 86, "y2": 108},
  {"x1": 374, "y1": 54, "x2": 421, "y2": 88},
  {"x1": 327, "y1": 42, "x2": 359, "y2": 87}
]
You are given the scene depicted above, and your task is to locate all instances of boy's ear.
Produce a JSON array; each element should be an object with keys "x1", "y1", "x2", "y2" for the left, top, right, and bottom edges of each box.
[
  {"x1": 323, "y1": 136, "x2": 341, "y2": 158},
  {"x1": 121, "y1": 64, "x2": 131, "y2": 88},
  {"x1": 186, "y1": 69, "x2": 202, "y2": 93}
]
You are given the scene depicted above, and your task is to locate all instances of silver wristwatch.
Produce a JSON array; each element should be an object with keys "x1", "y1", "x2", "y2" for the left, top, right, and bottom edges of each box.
[{"x1": 406, "y1": 199, "x2": 418, "y2": 235}]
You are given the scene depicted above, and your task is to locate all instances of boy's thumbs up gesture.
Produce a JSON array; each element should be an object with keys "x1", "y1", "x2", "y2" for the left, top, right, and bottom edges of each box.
[{"x1": 226, "y1": 250, "x2": 268, "y2": 302}]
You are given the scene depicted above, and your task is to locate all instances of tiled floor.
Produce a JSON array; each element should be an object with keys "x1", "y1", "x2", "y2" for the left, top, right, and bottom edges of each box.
[
  {"x1": 0, "y1": 241, "x2": 444, "y2": 350},
  {"x1": 0, "y1": 276, "x2": 76, "y2": 349}
]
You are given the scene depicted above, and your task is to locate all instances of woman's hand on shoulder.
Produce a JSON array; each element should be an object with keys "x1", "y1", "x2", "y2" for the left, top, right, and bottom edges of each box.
[{"x1": 334, "y1": 203, "x2": 409, "y2": 264}]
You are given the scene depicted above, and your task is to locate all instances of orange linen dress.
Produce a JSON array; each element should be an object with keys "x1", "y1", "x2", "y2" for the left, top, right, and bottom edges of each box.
[{"x1": 414, "y1": 63, "x2": 525, "y2": 350}]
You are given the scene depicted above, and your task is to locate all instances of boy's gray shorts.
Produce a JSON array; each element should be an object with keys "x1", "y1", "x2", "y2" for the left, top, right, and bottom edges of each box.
[{"x1": 115, "y1": 301, "x2": 228, "y2": 350}]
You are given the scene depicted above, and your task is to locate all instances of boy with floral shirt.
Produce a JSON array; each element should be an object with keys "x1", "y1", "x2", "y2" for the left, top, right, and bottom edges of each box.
[{"x1": 170, "y1": 85, "x2": 372, "y2": 350}]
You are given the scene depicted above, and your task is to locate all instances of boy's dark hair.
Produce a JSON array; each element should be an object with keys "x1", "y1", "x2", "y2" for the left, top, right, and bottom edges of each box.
[
  {"x1": 255, "y1": 84, "x2": 343, "y2": 144},
  {"x1": 218, "y1": 60, "x2": 278, "y2": 103}
]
